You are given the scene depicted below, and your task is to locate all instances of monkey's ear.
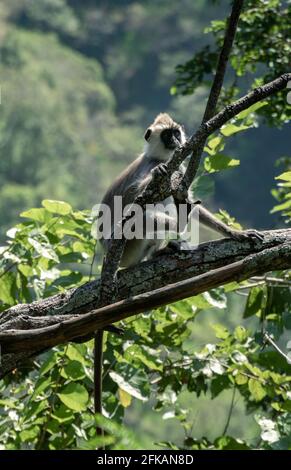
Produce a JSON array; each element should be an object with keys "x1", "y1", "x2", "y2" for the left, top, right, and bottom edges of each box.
[{"x1": 144, "y1": 128, "x2": 152, "y2": 141}]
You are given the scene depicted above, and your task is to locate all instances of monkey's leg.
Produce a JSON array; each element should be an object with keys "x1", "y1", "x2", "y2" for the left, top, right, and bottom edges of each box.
[
  {"x1": 121, "y1": 210, "x2": 178, "y2": 267},
  {"x1": 197, "y1": 205, "x2": 264, "y2": 241},
  {"x1": 145, "y1": 209, "x2": 179, "y2": 240}
]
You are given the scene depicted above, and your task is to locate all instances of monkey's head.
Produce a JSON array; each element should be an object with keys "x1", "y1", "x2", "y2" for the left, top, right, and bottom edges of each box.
[{"x1": 144, "y1": 113, "x2": 186, "y2": 160}]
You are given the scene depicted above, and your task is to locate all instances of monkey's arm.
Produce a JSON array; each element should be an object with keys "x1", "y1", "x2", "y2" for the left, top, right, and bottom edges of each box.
[{"x1": 173, "y1": 195, "x2": 263, "y2": 242}]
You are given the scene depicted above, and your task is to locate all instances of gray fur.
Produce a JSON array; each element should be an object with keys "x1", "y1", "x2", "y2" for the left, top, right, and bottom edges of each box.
[{"x1": 98, "y1": 113, "x2": 186, "y2": 267}]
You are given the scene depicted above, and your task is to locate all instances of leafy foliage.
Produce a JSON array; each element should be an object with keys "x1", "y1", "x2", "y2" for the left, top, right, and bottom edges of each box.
[
  {"x1": 271, "y1": 167, "x2": 291, "y2": 223},
  {"x1": 0, "y1": 188, "x2": 290, "y2": 448},
  {"x1": 173, "y1": 0, "x2": 291, "y2": 126},
  {"x1": 0, "y1": 201, "x2": 94, "y2": 309}
]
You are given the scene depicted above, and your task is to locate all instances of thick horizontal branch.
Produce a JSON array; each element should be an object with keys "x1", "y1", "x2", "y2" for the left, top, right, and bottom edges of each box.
[
  {"x1": 0, "y1": 229, "x2": 290, "y2": 357},
  {"x1": 1, "y1": 229, "x2": 288, "y2": 323}
]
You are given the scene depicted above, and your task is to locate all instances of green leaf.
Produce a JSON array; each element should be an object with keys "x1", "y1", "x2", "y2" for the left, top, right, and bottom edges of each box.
[
  {"x1": 57, "y1": 383, "x2": 89, "y2": 411},
  {"x1": 221, "y1": 123, "x2": 250, "y2": 136},
  {"x1": 19, "y1": 426, "x2": 40, "y2": 442},
  {"x1": 211, "y1": 376, "x2": 230, "y2": 398},
  {"x1": 271, "y1": 199, "x2": 291, "y2": 213},
  {"x1": 204, "y1": 136, "x2": 224, "y2": 155},
  {"x1": 65, "y1": 344, "x2": 88, "y2": 365},
  {"x1": 124, "y1": 344, "x2": 162, "y2": 371},
  {"x1": 0, "y1": 272, "x2": 16, "y2": 305},
  {"x1": 78, "y1": 435, "x2": 116, "y2": 450},
  {"x1": 61, "y1": 360, "x2": 86, "y2": 381},
  {"x1": 248, "y1": 378, "x2": 267, "y2": 401},
  {"x1": 109, "y1": 371, "x2": 148, "y2": 402},
  {"x1": 42, "y1": 199, "x2": 72, "y2": 215},
  {"x1": 208, "y1": 136, "x2": 222, "y2": 150},
  {"x1": 32, "y1": 376, "x2": 52, "y2": 399},
  {"x1": 243, "y1": 286, "x2": 264, "y2": 318},
  {"x1": 190, "y1": 294, "x2": 213, "y2": 310},
  {"x1": 234, "y1": 326, "x2": 248, "y2": 342},
  {"x1": 211, "y1": 323, "x2": 229, "y2": 339},
  {"x1": 215, "y1": 436, "x2": 250, "y2": 450},
  {"x1": 236, "y1": 101, "x2": 268, "y2": 120},
  {"x1": 118, "y1": 388, "x2": 132, "y2": 408},
  {"x1": 275, "y1": 171, "x2": 291, "y2": 182},
  {"x1": 132, "y1": 316, "x2": 151, "y2": 337},
  {"x1": 51, "y1": 404, "x2": 74, "y2": 423},
  {"x1": 39, "y1": 351, "x2": 59, "y2": 375},
  {"x1": 235, "y1": 373, "x2": 248, "y2": 385},
  {"x1": 20, "y1": 208, "x2": 50, "y2": 223},
  {"x1": 53, "y1": 271, "x2": 83, "y2": 289},
  {"x1": 170, "y1": 86, "x2": 177, "y2": 95},
  {"x1": 23, "y1": 400, "x2": 48, "y2": 422},
  {"x1": 204, "y1": 154, "x2": 240, "y2": 173}
]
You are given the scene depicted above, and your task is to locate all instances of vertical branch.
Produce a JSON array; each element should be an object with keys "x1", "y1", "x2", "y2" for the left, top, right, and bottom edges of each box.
[
  {"x1": 203, "y1": 0, "x2": 244, "y2": 122},
  {"x1": 94, "y1": 329, "x2": 104, "y2": 437},
  {"x1": 184, "y1": 0, "x2": 245, "y2": 187},
  {"x1": 222, "y1": 386, "x2": 236, "y2": 436}
]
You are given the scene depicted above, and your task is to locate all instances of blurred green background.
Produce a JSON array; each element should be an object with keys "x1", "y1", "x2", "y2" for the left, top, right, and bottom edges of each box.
[{"x1": 0, "y1": 0, "x2": 289, "y2": 239}]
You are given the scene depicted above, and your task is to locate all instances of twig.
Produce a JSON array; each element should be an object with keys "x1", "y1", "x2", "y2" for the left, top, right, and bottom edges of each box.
[
  {"x1": 0, "y1": 261, "x2": 18, "y2": 280},
  {"x1": 263, "y1": 333, "x2": 291, "y2": 364},
  {"x1": 182, "y1": 73, "x2": 291, "y2": 187},
  {"x1": 222, "y1": 386, "x2": 236, "y2": 436}
]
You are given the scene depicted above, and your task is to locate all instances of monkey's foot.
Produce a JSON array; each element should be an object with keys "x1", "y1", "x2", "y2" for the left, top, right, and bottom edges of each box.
[
  {"x1": 152, "y1": 240, "x2": 183, "y2": 258},
  {"x1": 167, "y1": 240, "x2": 183, "y2": 252},
  {"x1": 230, "y1": 229, "x2": 264, "y2": 242}
]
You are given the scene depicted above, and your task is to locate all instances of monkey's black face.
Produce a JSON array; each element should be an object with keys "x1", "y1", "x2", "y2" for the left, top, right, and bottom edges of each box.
[{"x1": 160, "y1": 127, "x2": 181, "y2": 150}]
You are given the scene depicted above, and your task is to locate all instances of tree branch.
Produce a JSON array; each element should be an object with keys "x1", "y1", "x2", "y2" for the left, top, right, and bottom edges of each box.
[
  {"x1": 181, "y1": 72, "x2": 291, "y2": 186},
  {"x1": 202, "y1": 0, "x2": 244, "y2": 122},
  {"x1": 0, "y1": 229, "x2": 290, "y2": 361}
]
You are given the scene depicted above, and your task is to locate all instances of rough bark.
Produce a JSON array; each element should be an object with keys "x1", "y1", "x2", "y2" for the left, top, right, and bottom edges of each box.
[{"x1": 0, "y1": 228, "x2": 290, "y2": 376}]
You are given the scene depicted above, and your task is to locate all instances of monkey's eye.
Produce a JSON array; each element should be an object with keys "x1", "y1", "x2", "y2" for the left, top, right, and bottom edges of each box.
[
  {"x1": 173, "y1": 129, "x2": 181, "y2": 139},
  {"x1": 144, "y1": 128, "x2": 152, "y2": 141}
]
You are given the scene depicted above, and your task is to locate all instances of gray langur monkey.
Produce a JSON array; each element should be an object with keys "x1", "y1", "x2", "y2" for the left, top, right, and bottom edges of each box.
[{"x1": 98, "y1": 112, "x2": 263, "y2": 268}]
